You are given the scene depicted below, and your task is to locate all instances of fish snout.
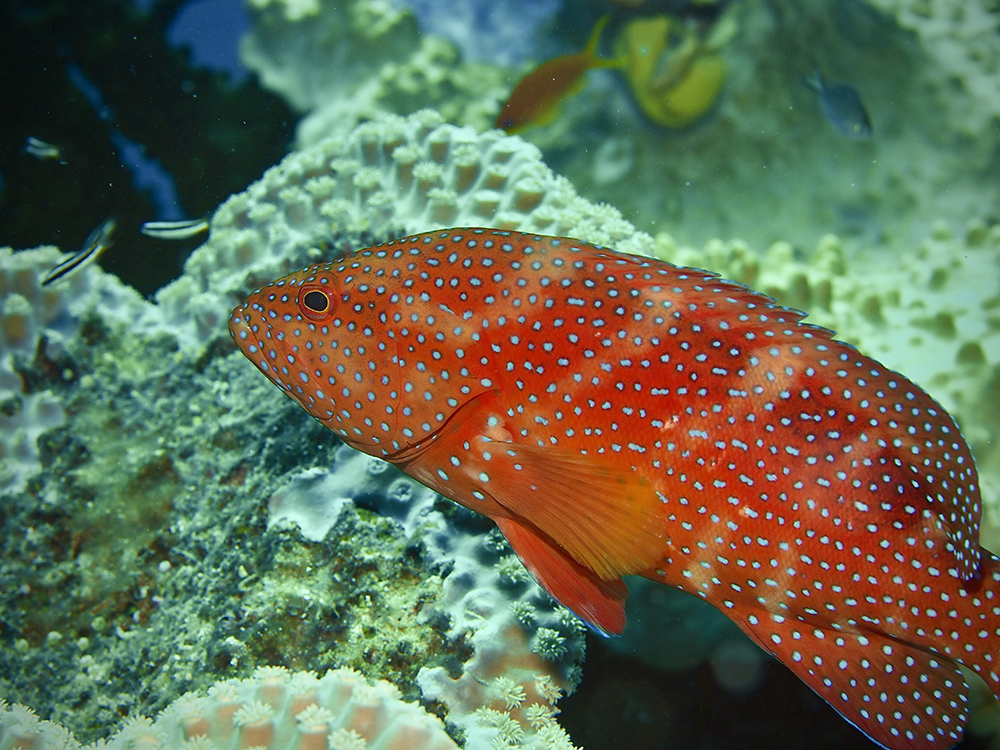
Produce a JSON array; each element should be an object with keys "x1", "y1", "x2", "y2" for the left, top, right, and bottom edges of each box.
[
  {"x1": 228, "y1": 304, "x2": 253, "y2": 349},
  {"x1": 228, "y1": 303, "x2": 273, "y2": 377}
]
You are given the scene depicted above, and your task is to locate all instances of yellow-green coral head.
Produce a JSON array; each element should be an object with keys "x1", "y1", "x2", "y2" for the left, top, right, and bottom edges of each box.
[{"x1": 614, "y1": 15, "x2": 727, "y2": 128}]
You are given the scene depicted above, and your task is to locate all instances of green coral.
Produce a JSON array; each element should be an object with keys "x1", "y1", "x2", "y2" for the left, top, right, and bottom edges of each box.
[
  {"x1": 496, "y1": 555, "x2": 531, "y2": 586},
  {"x1": 510, "y1": 601, "x2": 536, "y2": 627},
  {"x1": 490, "y1": 677, "x2": 527, "y2": 711},
  {"x1": 0, "y1": 276, "x2": 468, "y2": 743},
  {"x1": 531, "y1": 628, "x2": 567, "y2": 662}
]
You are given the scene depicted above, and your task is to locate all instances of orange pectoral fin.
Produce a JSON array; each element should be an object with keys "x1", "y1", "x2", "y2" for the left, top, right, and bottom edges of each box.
[
  {"x1": 396, "y1": 390, "x2": 664, "y2": 635},
  {"x1": 495, "y1": 516, "x2": 627, "y2": 636},
  {"x1": 398, "y1": 391, "x2": 667, "y2": 583},
  {"x1": 482, "y1": 441, "x2": 667, "y2": 582}
]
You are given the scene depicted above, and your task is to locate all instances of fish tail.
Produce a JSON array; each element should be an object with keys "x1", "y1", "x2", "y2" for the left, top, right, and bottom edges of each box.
[
  {"x1": 584, "y1": 15, "x2": 611, "y2": 58},
  {"x1": 802, "y1": 66, "x2": 824, "y2": 93}
]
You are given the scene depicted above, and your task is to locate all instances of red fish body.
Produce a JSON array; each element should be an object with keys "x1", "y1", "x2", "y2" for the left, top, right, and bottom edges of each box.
[{"x1": 229, "y1": 228, "x2": 999, "y2": 749}]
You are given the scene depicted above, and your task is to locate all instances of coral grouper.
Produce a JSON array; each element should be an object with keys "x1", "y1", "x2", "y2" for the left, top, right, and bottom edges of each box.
[{"x1": 230, "y1": 228, "x2": 1000, "y2": 749}]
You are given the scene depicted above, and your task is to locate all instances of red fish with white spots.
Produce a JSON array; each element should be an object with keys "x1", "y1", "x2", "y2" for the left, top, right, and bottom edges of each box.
[{"x1": 229, "y1": 228, "x2": 999, "y2": 749}]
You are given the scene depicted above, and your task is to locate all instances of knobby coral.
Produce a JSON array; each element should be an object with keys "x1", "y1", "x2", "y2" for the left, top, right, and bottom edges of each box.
[
  {"x1": 0, "y1": 666, "x2": 458, "y2": 750},
  {"x1": 2, "y1": 106, "x2": 998, "y2": 749}
]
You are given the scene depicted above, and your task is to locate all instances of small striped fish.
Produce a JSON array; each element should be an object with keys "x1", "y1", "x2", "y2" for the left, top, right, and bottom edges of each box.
[
  {"x1": 42, "y1": 218, "x2": 115, "y2": 286},
  {"x1": 140, "y1": 217, "x2": 209, "y2": 240},
  {"x1": 230, "y1": 228, "x2": 998, "y2": 749}
]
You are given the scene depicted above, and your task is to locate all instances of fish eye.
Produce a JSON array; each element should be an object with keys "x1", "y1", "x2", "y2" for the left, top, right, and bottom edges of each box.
[
  {"x1": 297, "y1": 284, "x2": 336, "y2": 320},
  {"x1": 303, "y1": 291, "x2": 328, "y2": 311}
]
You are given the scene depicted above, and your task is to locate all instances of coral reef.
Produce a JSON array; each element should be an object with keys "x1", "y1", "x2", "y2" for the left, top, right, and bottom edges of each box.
[
  {"x1": 0, "y1": 666, "x2": 458, "y2": 750},
  {"x1": 240, "y1": 0, "x2": 508, "y2": 147},
  {"x1": 268, "y1": 444, "x2": 588, "y2": 748},
  {"x1": 5, "y1": 0, "x2": 999, "y2": 745},
  {"x1": 866, "y1": 0, "x2": 1000, "y2": 136},
  {"x1": 1, "y1": 103, "x2": 997, "y2": 750},
  {"x1": 0, "y1": 288, "x2": 584, "y2": 745},
  {"x1": 0, "y1": 245, "x2": 147, "y2": 491},
  {"x1": 607, "y1": 217, "x2": 1000, "y2": 675},
  {"x1": 656, "y1": 221, "x2": 1000, "y2": 547},
  {"x1": 496, "y1": 0, "x2": 999, "y2": 286},
  {"x1": 148, "y1": 109, "x2": 646, "y2": 350},
  {"x1": 3, "y1": 112, "x2": 616, "y2": 747},
  {"x1": 233, "y1": 0, "x2": 1000, "y2": 305},
  {"x1": 157, "y1": 105, "x2": 1000, "y2": 540}
]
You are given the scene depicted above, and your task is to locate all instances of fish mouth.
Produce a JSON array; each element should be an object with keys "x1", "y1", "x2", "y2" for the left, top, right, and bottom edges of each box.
[
  {"x1": 228, "y1": 303, "x2": 273, "y2": 373},
  {"x1": 228, "y1": 303, "x2": 332, "y2": 422},
  {"x1": 228, "y1": 304, "x2": 256, "y2": 353}
]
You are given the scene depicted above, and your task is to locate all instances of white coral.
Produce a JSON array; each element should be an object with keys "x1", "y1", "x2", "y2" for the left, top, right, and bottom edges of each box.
[
  {"x1": 151, "y1": 109, "x2": 655, "y2": 354},
  {"x1": 0, "y1": 670, "x2": 457, "y2": 750}
]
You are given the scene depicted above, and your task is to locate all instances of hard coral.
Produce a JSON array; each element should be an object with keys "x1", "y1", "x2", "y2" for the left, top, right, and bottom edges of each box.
[
  {"x1": 0, "y1": 667, "x2": 458, "y2": 750},
  {"x1": 240, "y1": 0, "x2": 510, "y2": 146},
  {"x1": 0, "y1": 245, "x2": 147, "y2": 491},
  {"x1": 268, "y1": 441, "x2": 588, "y2": 747},
  {"x1": 3, "y1": 101, "x2": 998, "y2": 750},
  {"x1": 152, "y1": 109, "x2": 650, "y2": 352}
]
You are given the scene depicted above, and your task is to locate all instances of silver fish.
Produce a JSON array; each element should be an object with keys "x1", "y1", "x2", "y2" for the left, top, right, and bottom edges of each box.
[
  {"x1": 42, "y1": 219, "x2": 116, "y2": 286},
  {"x1": 24, "y1": 137, "x2": 64, "y2": 161},
  {"x1": 803, "y1": 68, "x2": 872, "y2": 139},
  {"x1": 140, "y1": 217, "x2": 209, "y2": 240}
]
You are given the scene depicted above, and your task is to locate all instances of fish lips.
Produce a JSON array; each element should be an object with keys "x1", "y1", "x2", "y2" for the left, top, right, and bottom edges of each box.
[
  {"x1": 228, "y1": 301, "x2": 341, "y2": 426},
  {"x1": 228, "y1": 302, "x2": 292, "y2": 390},
  {"x1": 228, "y1": 303, "x2": 260, "y2": 361}
]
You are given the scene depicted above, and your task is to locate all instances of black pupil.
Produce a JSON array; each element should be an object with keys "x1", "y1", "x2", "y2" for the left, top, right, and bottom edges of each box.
[{"x1": 303, "y1": 290, "x2": 328, "y2": 312}]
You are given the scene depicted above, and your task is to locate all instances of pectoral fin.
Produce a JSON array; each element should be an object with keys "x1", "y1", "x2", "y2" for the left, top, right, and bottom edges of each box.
[
  {"x1": 398, "y1": 390, "x2": 666, "y2": 635},
  {"x1": 481, "y1": 440, "x2": 667, "y2": 582},
  {"x1": 400, "y1": 391, "x2": 667, "y2": 582},
  {"x1": 495, "y1": 515, "x2": 627, "y2": 636}
]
